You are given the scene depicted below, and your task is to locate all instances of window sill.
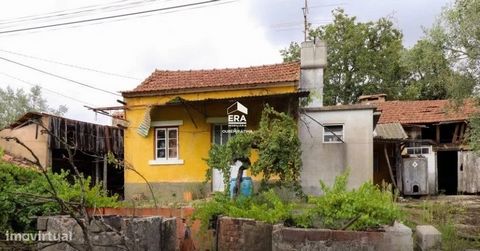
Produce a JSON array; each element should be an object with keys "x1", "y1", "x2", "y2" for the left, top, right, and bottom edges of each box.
[{"x1": 148, "y1": 159, "x2": 184, "y2": 165}]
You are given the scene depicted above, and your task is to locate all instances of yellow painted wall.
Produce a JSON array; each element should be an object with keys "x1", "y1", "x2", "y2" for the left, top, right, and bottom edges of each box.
[{"x1": 124, "y1": 85, "x2": 296, "y2": 184}]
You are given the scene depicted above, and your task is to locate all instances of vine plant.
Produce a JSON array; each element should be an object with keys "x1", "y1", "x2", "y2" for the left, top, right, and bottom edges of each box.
[{"x1": 204, "y1": 105, "x2": 303, "y2": 197}]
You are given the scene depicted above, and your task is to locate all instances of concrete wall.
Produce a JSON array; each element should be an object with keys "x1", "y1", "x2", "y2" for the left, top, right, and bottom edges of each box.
[
  {"x1": 216, "y1": 217, "x2": 412, "y2": 251},
  {"x1": 37, "y1": 215, "x2": 177, "y2": 251},
  {"x1": 0, "y1": 116, "x2": 50, "y2": 168},
  {"x1": 299, "y1": 108, "x2": 374, "y2": 195},
  {"x1": 458, "y1": 151, "x2": 480, "y2": 193},
  {"x1": 272, "y1": 222, "x2": 412, "y2": 251}
]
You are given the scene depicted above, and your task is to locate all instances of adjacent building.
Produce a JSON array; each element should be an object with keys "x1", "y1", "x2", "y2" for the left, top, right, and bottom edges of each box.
[
  {"x1": 366, "y1": 96, "x2": 479, "y2": 195},
  {"x1": 0, "y1": 112, "x2": 124, "y2": 196}
]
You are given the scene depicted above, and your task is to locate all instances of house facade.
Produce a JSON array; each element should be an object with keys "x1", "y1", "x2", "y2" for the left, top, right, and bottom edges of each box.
[
  {"x1": 121, "y1": 40, "x2": 377, "y2": 200},
  {"x1": 121, "y1": 62, "x2": 307, "y2": 200}
]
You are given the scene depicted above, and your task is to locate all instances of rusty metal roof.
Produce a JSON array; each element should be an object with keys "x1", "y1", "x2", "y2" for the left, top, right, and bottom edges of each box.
[{"x1": 374, "y1": 123, "x2": 408, "y2": 140}]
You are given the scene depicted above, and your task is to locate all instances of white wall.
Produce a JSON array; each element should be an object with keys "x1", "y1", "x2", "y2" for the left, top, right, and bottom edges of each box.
[{"x1": 299, "y1": 108, "x2": 374, "y2": 195}]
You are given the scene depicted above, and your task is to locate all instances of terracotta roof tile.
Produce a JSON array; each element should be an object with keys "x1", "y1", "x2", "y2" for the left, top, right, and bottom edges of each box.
[
  {"x1": 375, "y1": 100, "x2": 477, "y2": 124},
  {"x1": 123, "y1": 62, "x2": 300, "y2": 96}
]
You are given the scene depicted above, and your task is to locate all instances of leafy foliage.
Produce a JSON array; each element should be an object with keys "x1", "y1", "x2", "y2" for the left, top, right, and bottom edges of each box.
[
  {"x1": 204, "y1": 132, "x2": 254, "y2": 192},
  {"x1": 281, "y1": 9, "x2": 404, "y2": 105},
  {"x1": 0, "y1": 86, "x2": 68, "y2": 128},
  {"x1": 0, "y1": 161, "x2": 118, "y2": 234},
  {"x1": 204, "y1": 105, "x2": 302, "y2": 193},
  {"x1": 280, "y1": 8, "x2": 476, "y2": 104},
  {"x1": 192, "y1": 189, "x2": 293, "y2": 231},
  {"x1": 293, "y1": 171, "x2": 403, "y2": 230},
  {"x1": 429, "y1": 0, "x2": 480, "y2": 85},
  {"x1": 193, "y1": 172, "x2": 403, "y2": 232},
  {"x1": 251, "y1": 105, "x2": 302, "y2": 193}
]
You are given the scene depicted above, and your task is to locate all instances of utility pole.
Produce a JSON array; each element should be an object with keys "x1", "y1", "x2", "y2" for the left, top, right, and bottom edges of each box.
[{"x1": 302, "y1": 0, "x2": 309, "y2": 41}]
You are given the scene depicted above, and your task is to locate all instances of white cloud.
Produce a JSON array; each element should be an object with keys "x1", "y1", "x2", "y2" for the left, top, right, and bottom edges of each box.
[{"x1": 0, "y1": 0, "x2": 281, "y2": 124}]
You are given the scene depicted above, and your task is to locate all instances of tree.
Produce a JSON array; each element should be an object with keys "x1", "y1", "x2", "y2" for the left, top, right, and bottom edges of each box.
[
  {"x1": 281, "y1": 9, "x2": 404, "y2": 105},
  {"x1": 0, "y1": 86, "x2": 67, "y2": 128},
  {"x1": 400, "y1": 39, "x2": 473, "y2": 100},
  {"x1": 427, "y1": 0, "x2": 479, "y2": 150},
  {"x1": 205, "y1": 105, "x2": 302, "y2": 197},
  {"x1": 430, "y1": 0, "x2": 480, "y2": 88}
]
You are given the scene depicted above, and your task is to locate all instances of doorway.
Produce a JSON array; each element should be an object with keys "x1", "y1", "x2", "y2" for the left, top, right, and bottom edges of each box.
[
  {"x1": 437, "y1": 151, "x2": 458, "y2": 195},
  {"x1": 211, "y1": 124, "x2": 245, "y2": 192}
]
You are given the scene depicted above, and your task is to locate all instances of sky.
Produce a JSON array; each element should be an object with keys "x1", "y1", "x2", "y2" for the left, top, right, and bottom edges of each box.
[{"x1": 0, "y1": 0, "x2": 452, "y2": 125}]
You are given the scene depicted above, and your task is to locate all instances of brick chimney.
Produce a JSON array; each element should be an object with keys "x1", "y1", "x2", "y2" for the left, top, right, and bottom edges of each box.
[
  {"x1": 300, "y1": 39, "x2": 327, "y2": 108},
  {"x1": 358, "y1": 94, "x2": 387, "y2": 104}
]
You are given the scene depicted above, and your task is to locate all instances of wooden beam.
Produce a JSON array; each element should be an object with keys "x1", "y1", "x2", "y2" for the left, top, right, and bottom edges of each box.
[
  {"x1": 95, "y1": 160, "x2": 100, "y2": 185},
  {"x1": 436, "y1": 125, "x2": 440, "y2": 144},
  {"x1": 452, "y1": 123, "x2": 460, "y2": 144},
  {"x1": 103, "y1": 155, "x2": 108, "y2": 193},
  {"x1": 459, "y1": 123, "x2": 466, "y2": 143}
]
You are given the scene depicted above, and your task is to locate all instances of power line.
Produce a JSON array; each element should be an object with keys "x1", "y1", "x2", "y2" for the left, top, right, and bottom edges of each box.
[
  {"x1": 0, "y1": 0, "x2": 231, "y2": 35},
  {"x1": 0, "y1": 71, "x2": 95, "y2": 106},
  {"x1": 0, "y1": 0, "x2": 161, "y2": 29},
  {"x1": 0, "y1": 56, "x2": 122, "y2": 97},
  {"x1": 0, "y1": 0, "x2": 131, "y2": 24},
  {"x1": 0, "y1": 49, "x2": 142, "y2": 80}
]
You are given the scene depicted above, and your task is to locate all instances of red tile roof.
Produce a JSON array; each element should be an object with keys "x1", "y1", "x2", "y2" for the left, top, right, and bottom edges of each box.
[
  {"x1": 375, "y1": 100, "x2": 477, "y2": 124},
  {"x1": 123, "y1": 62, "x2": 300, "y2": 97}
]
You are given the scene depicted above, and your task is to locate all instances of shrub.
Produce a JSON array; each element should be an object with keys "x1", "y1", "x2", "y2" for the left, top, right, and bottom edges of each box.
[
  {"x1": 0, "y1": 162, "x2": 119, "y2": 234},
  {"x1": 192, "y1": 189, "x2": 293, "y2": 231},
  {"x1": 193, "y1": 171, "x2": 403, "y2": 232},
  {"x1": 204, "y1": 105, "x2": 303, "y2": 195},
  {"x1": 296, "y1": 171, "x2": 403, "y2": 230}
]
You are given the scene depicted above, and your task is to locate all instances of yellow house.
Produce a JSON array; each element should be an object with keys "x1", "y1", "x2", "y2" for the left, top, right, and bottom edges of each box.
[{"x1": 121, "y1": 62, "x2": 308, "y2": 201}]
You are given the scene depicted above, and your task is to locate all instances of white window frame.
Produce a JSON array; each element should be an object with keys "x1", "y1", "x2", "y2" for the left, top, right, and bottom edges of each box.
[
  {"x1": 323, "y1": 124, "x2": 344, "y2": 144},
  {"x1": 149, "y1": 127, "x2": 183, "y2": 165},
  {"x1": 212, "y1": 124, "x2": 235, "y2": 145},
  {"x1": 406, "y1": 143, "x2": 430, "y2": 155}
]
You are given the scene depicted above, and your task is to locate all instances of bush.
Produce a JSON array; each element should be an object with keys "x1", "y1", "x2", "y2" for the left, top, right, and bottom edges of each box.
[
  {"x1": 0, "y1": 162, "x2": 119, "y2": 234},
  {"x1": 296, "y1": 171, "x2": 403, "y2": 230},
  {"x1": 193, "y1": 171, "x2": 403, "y2": 232},
  {"x1": 192, "y1": 190, "x2": 293, "y2": 231}
]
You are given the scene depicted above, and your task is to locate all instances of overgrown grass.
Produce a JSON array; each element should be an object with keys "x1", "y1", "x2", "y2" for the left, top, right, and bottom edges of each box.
[{"x1": 405, "y1": 200, "x2": 480, "y2": 251}]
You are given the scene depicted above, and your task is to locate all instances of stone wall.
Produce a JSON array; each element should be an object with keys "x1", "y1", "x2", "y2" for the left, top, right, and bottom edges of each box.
[
  {"x1": 36, "y1": 215, "x2": 176, "y2": 251},
  {"x1": 217, "y1": 217, "x2": 413, "y2": 251},
  {"x1": 272, "y1": 222, "x2": 413, "y2": 251},
  {"x1": 217, "y1": 217, "x2": 273, "y2": 251}
]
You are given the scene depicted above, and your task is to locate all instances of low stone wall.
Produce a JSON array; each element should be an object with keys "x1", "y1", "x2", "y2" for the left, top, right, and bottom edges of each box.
[
  {"x1": 273, "y1": 222, "x2": 413, "y2": 251},
  {"x1": 36, "y1": 215, "x2": 176, "y2": 251},
  {"x1": 88, "y1": 207, "x2": 202, "y2": 249},
  {"x1": 217, "y1": 217, "x2": 273, "y2": 251},
  {"x1": 217, "y1": 217, "x2": 413, "y2": 251}
]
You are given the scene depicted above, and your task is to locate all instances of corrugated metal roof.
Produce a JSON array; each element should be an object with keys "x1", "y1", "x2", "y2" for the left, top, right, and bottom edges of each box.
[{"x1": 374, "y1": 123, "x2": 407, "y2": 140}]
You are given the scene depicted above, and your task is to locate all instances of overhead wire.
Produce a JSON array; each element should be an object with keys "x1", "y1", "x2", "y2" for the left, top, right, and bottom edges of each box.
[
  {"x1": 0, "y1": 49, "x2": 142, "y2": 80},
  {"x1": 0, "y1": 56, "x2": 122, "y2": 97},
  {"x1": 0, "y1": 0, "x2": 156, "y2": 26},
  {"x1": 0, "y1": 71, "x2": 95, "y2": 106},
  {"x1": 0, "y1": 0, "x2": 233, "y2": 35}
]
